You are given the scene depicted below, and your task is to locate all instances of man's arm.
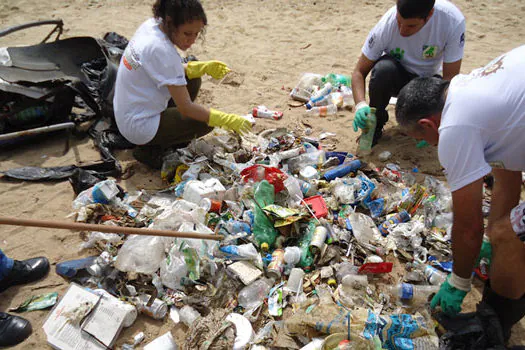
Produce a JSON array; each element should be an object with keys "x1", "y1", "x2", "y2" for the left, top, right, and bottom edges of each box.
[
  {"x1": 442, "y1": 59, "x2": 462, "y2": 81},
  {"x1": 451, "y1": 177, "x2": 485, "y2": 278},
  {"x1": 351, "y1": 54, "x2": 375, "y2": 105}
]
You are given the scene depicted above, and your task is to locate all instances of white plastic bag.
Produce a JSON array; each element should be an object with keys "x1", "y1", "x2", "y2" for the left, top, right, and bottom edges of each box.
[{"x1": 114, "y1": 235, "x2": 169, "y2": 274}]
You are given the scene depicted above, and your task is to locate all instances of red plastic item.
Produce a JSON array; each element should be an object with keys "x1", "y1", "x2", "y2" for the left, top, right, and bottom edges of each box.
[
  {"x1": 303, "y1": 195, "x2": 328, "y2": 218},
  {"x1": 240, "y1": 165, "x2": 287, "y2": 193},
  {"x1": 358, "y1": 262, "x2": 393, "y2": 274}
]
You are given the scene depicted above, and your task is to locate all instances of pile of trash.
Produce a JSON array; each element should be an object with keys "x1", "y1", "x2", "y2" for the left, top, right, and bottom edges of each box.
[{"x1": 31, "y1": 74, "x2": 491, "y2": 350}]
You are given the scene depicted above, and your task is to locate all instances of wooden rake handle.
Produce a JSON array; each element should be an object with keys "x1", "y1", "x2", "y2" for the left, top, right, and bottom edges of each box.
[{"x1": 0, "y1": 216, "x2": 223, "y2": 241}]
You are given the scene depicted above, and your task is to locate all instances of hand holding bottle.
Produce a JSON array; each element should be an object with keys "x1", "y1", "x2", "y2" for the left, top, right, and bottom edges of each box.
[{"x1": 352, "y1": 101, "x2": 371, "y2": 132}]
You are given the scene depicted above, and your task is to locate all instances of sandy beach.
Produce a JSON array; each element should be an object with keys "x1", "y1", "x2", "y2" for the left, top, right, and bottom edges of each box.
[{"x1": 1, "y1": 0, "x2": 525, "y2": 347}]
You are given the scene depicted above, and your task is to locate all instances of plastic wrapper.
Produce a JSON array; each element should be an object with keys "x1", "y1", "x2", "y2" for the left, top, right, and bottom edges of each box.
[
  {"x1": 347, "y1": 212, "x2": 383, "y2": 246},
  {"x1": 114, "y1": 235, "x2": 171, "y2": 274}
]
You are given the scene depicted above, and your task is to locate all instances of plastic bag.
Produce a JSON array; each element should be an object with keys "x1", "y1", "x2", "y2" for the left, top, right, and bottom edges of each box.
[
  {"x1": 114, "y1": 235, "x2": 170, "y2": 274},
  {"x1": 160, "y1": 245, "x2": 188, "y2": 290},
  {"x1": 290, "y1": 73, "x2": 323, "y2": 102}
]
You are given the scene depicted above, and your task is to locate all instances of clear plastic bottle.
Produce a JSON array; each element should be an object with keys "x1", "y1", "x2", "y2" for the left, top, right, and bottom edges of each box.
[
  {"x1": 389, "y1": 283, "x2": 440, "y2": 305},
  {"x1": 358, "y1": 107, "x2": 377, "y2": 155},
  {"x1": 237, "y1": 278, "x2": 274, "y2": 309},
  {"x1": 305, "y1": 104, "x2": 338, "y2": 117},
  {"x1": 310, "y1": 82, "x2": 333, "y2": 102},
  {"x1": 406, "y1": 262, "x2": 447, "y2": 285},
  {"x1": 305, "y1": 94, "x2": 331, "y2": 109},
  {"x1": 283, "y1": 246, "x2": 302, "y2": 273},
  {"x1": 283, "y1": 176, "x2": 304, "y2": 203},
  {"x1": 179, "y1": 305, "x2": 201, "y2": 327}
]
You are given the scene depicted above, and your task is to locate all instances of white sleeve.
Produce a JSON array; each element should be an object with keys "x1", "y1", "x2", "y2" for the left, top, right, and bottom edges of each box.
[
  {"x1": 142, "y1": 44, "x2": 187, "y2": 89},
  {"x1": 438, "y1": 126, "x2": 492, "y2": 192},
  {"x1": 361, "y1": 12, "x2": 391, "y2": 61},
  {"x1": 443, "y1": 20, "x2": 466, "y2": 63}
]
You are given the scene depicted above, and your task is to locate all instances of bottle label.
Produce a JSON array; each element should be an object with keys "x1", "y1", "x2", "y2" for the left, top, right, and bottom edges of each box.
[{"x1": 400, "y1": 283, "x2": 414, "y2": 299}]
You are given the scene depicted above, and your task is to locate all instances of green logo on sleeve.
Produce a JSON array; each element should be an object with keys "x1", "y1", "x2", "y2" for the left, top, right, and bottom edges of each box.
[{"x1": 389, "y1": 48, "x2": 405, "y2": 61}]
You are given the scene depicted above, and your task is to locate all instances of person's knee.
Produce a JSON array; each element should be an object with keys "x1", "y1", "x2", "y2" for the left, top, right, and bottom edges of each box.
[
  {"x1": 370, "y1": 56, "x2": 400, "y2": 84},
  {"x1": 488, "y1": 216, "x2": 516, "y2": 245}
]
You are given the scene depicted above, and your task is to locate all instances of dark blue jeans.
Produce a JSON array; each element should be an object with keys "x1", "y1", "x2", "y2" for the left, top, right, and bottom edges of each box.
[
  {"x1": 0, "y1": 249, "x2": 14, "y2": 282},
  {"x1": 369, "y1": 55, "x2": 418, "y2": 135}
]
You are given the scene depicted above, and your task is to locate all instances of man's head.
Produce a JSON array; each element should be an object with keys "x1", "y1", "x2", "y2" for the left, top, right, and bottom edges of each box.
[
  {"x1": 395, "y1": 77, "x2": 449, "y2": 145},
  {"x1": 396, "y1": 0, "x2": 435, "y2": 37}
]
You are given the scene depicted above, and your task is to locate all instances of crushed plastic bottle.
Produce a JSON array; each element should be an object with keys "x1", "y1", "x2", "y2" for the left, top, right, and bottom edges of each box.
[
  {"x1": 237, "y1": 278, "x2": 274, "y2": 310},
  {"x1": 389, "y1": 283, "x2": 440, "y2": 305}
]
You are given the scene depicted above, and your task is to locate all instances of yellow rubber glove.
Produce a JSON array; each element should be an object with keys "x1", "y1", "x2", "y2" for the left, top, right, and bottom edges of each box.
[
  {"x1": 208, "y1": 108, "x2": 252, "y2": 135},
  {"x1": 186, "y1": 60, "x2": 231, "y2": 80}
]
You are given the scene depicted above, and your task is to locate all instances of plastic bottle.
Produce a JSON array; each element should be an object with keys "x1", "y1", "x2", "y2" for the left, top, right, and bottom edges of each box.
[
  {"x1": 378, "y1": 210, "x2": 411, "y2": 236},
  {"x1": 335, "y1": 261, "x2": 359, "y2": 284},
  {"x1": 222, "y1": 219, "x2": 252, "y2": 234},
  {"x1": 310, "y1": 82, "x2": 333, "y2": 103},
  {"x1": 323, "y1": 159, "x2": 362, "y2": 181},
  {"x1": 358, "y1": 107, "x2": 377, "y2": 155},
  {"x1": 295, "y1": 178, "x2": 318, "y2": 197},
  {"x1": 56, "y1": 256, "x2": 99, "y2": 278},
  {"x1": 406, "y1": 262, "x2": 447, "y2": 285},
  {"x1": 305, "y1": 94, "x2": 331, "y2": 109},
  {"x1": 237, "y1": 278, "x2": 274, "y2": 310},
  {"x1": 219, "y1": 243, "x2": 259, "y2": 261},
  {"x1": 286, "y1": 150, "x2": 326, "y2": 174},
  {"x1": 389, "y1": 283, "x2": 440, "y2": 305},
  {"x1": 179, "y1": 305, "x2": 201, "y2": 327},
  {"x1": 321, "y1": 73, "x2": 351, "y2": 87},
  {"x1": 283, "y1": 246, "x2": 302, "y2": 274},
  {"x1": 305, "y1": 104, "x2": 338, "y2": 117},
  {"x1": 252, "y1": 181, "x2": 278, "y2": 251},
  {"x1": 283, "y1": 176, "x2": 304, "y2": 204},
  {"x1": 297, "y1": 221, "x2": 316, "y2": 270}
]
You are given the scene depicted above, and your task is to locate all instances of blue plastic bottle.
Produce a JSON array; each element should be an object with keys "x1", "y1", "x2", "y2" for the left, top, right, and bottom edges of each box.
[
  {"x1": 323, "y1": 159, "x2": 362, "y2": 181},
  {"x1": 56, "y1": 256, "x2": 98, "y2": 278}
]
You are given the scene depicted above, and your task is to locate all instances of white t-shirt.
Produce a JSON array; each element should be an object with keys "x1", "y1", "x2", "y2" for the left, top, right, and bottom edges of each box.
[
  {"x1": 439, "y1": 45, "x2": 525, "y2": 192},
  {"x1": 113, "y1": 18, "x2": 187, "y2": 145},
  {"x1": 362, "y1": 0, "x2": 465, "y2": 77}
]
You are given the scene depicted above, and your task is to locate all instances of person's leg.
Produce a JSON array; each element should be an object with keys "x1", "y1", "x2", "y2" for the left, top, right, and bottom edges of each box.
[
  {"x1": 0, "y1": 249, "x2": 14, "y2": 282},
  {"x1": 482, "y1": 204, "x2": 525, "y2": 342},
  {"x1": 368, "y1": 55, "x2": 417, "y2": 144},
  {"x1": 133, "y1": 105, "x2": 213, "y2": 169}
]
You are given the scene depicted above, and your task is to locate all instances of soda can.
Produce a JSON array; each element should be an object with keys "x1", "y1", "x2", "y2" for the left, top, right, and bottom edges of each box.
[
  {"x1": 267, "y1": 249, "x2": 285, "y2": 279},
  {"x1": 309, "y1": 226, "x2": 328, "y2": 253},
  {"x1": 136, "y1": 295, "x2": 168, "y2": 320}
]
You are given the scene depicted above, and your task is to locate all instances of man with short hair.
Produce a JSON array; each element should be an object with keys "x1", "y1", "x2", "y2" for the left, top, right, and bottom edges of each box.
[
  {"x1": 0, "y1": 249, "x2": 49, "y2": 347},
  {"x1": 351, "y1": 0, "x2": 465, "y2": 145},
  {"x1": 395, "y1": 45, "x2": 525, "y2": 342}
]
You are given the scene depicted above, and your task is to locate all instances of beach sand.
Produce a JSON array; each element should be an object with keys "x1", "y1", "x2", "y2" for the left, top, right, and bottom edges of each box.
[{"x1": 1, "y1": 0, "x2": 524, "y2": 347}]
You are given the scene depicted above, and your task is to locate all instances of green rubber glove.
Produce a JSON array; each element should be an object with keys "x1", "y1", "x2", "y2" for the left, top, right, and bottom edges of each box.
[
  {"x1": 353, "y1": 102, "x2": 371, "y2": 132},
  {"x1": 208, "y1": 108, "x2": 252, "y2": 135},
  {"x1": 186, "y1": 60, "x2": 231, "y2": 80},
  {"x1": 476, "y1": 239, "x2": 492, "y2": 266},
  {"x1": 430, "y1": 274, "x2": 469, "y2": 317}
]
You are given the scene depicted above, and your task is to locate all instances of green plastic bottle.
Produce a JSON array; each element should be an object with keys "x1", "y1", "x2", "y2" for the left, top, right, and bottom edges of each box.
[
  {"x1": 321, "y1": 73, "x2": 351, "y2": 87},
  {"x1": 297, "y1": 220, "x2": 316, "y2": 270},
  {"x1": 252, "y1": 180, "x2": 278, "y2": 251},
  {"x1": 358, "y1": 107, "x2": 377, "y2": 155}
]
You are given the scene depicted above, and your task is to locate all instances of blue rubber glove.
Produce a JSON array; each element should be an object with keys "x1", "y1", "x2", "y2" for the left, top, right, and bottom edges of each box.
[
  {"x1": 430, "y1": 273, "x2": 469, "y2": 317},
  {"x1": 352, "y1": 102, "x2": 371, "y2": 132}
]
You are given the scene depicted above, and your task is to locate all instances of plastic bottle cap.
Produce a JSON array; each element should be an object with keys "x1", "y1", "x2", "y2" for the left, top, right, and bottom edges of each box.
[
  {"x1": 261, "y1": 242, "x2": 269, "y2": 251},
  {"x1": 327, "y1": 278, "x2": 337, "y2": 286}
]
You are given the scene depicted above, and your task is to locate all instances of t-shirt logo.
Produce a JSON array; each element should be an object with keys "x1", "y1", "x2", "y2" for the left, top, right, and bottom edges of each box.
[
  {"x1": 460, "y1": 33, "x2": 465, "y2": 48},
  {"x1": 368, "y1": 34, "x2": 376, "y2": 49},
  {"x1": 389, "y1": 48, "x2": 405, "y2": 61},
  {"x1": 422, "y1": 45, "x2": 438, "y2": 59},
  {"x1": 122, "y1": 42, "x2": 141, "y2": 71}
]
